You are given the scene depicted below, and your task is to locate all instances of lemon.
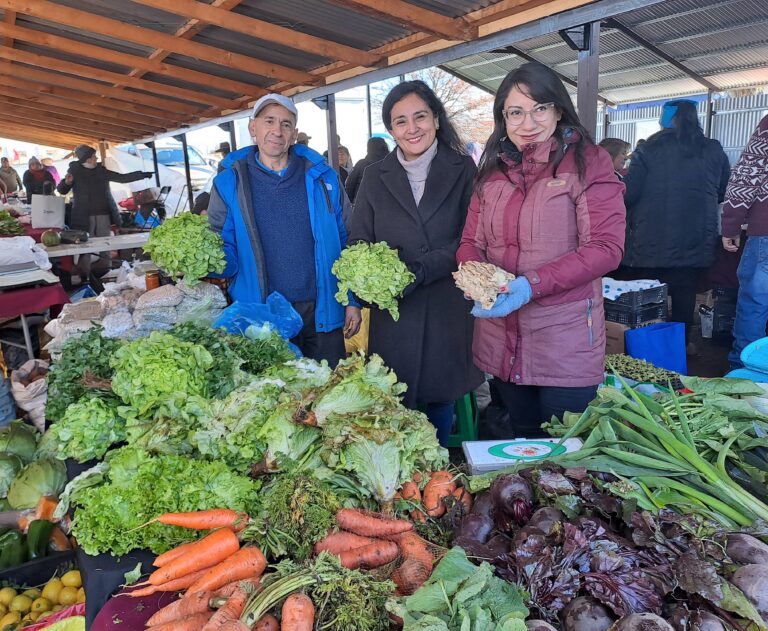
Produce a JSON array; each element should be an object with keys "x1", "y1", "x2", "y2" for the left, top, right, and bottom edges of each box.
[
  {"x1": 0, "y1": 603, "x2": 6, "y2": 617},
  {"x1": 57, "y1": 587, "x2": 78, "y2": 607},
  {"x1": 0, "y1": 610, "x2": 20, "y2": 627},
  {"x1": 0, "y1": 589, "x2": 16, "y2": 608},
  {"x1": 9, "y1": 594, "x2": 32, "y2": 614},
  {"x1": 22, "y1": 589, "x2": 40, "y2": 601},
  {"x1": 75, "y1": 588, "x2": 85, "y2": 604},
  {"x1": 42, "y1": 579, "x2": 63, "y2": 604},
  {"x1": 61, "y1": 571, "x2": 81, "y2": 589},
  {"x1": 30, "y1": 598, "x2": 51, "y2": 614},
  {"x1": 52, "y1": 605, "x2": 63, "y2": 612},
  {"x1": 38, "y1": 610, "x2": 52, "y2": 620}
]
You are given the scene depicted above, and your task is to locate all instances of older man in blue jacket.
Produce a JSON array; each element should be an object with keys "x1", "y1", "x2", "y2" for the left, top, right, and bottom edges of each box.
[{"x1": 208, "y1": 94, "x2": 361, "y2": 366}]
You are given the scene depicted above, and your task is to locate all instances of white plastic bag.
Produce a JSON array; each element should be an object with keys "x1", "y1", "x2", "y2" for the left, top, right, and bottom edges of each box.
[
  {"x1": 10, "y1": 359, "x2": 49, "y2": 432},
  {"x1": 0, "y1": 236, "x2": 52, "y2": 271}
]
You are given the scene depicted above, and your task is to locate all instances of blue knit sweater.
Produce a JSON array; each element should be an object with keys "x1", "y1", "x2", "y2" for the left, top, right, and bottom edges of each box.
[{"x1": 247, "y1": 150, "x2": 316, "y2": 302}]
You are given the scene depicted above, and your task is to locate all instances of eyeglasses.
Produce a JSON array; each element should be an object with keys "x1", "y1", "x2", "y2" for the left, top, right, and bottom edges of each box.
[{"x1": 502, "y1": 102, "x2": 557, "y2": 125}]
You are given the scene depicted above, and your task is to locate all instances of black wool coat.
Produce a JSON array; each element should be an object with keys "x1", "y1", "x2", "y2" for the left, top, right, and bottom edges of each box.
[{"x1": 349, "y1": 144, "x2": 483, "y2": 408}]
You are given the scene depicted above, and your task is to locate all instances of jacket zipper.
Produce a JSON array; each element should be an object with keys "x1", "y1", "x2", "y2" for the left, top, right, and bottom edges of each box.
[
  {"x1": 587, "y1": 298, "x2": 594, "y2": 346},
  {"x1": 320, "y1": 177, "x2": 333, "y2": 214}
]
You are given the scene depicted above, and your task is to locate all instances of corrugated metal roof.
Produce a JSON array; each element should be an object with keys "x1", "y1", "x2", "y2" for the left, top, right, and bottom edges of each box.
[{"x1": 443, "y1": 0, "x2": 768, "y2": 105}]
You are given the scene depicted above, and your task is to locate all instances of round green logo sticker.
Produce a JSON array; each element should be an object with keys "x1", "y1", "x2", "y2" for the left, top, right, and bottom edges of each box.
[{"x1": 487, "y1": 440, "x2": 567, "y2": 461}]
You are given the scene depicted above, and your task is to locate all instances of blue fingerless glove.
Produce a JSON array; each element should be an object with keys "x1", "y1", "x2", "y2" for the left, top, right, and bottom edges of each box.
[{"x1": 471, "y1": 277, "x2": 532, "y2": 318}]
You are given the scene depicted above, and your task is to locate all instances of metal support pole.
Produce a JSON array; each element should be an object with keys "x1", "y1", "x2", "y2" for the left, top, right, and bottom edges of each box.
[
  {"x1": 366, "y1": 84, "x2": 373, "y2": 138},
  {"x1": 176, "y1": 133, "x2": 194, "y2": 211},
  {"x1": 228, "y1": 122, "x2": 238, "y2": 152},
  {"x1": 603, "y1": 111, "x2": 610, "y2": 142},
  {"x1": 705, "y1": 90, "x2": 714, "y2": 138},
  {"x1": 312, "y1": 94, "x2": 340, "y2": 173},
  {"x1": 146, "y1": 141, "x2": 160, "y2": 187},
  {"x1": 576, "y1": 22, "x2": 601, "y2": 139}
]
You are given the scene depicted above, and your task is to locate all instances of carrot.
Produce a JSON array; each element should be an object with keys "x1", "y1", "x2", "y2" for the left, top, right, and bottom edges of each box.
[
  {"x1": 412, "y1": 472, "x2": 424, "y2": 484},
  {"x1": 253, "y1": 614, "x2": 279, "y2": 631},
  {"x1": 338, "y1": 540, "x2": 399, "y2": 570},
  {"x1": 146, "y1": 612, "x2": 213, "y2": 631},
  {"x1": 400, "y1": 480, "x2": 425, "y2": 523},
  {"x1": 391, "y1": 558, "x2": 431, "y2": 596},
  {"x1": 186, "y1": 546, "x2": 267, "y2": 596},
  {"x1": 313, "y1": 530, "x2": 377, "y2": 555},
  {"x1": 396, "y1": 532, "x2": 434, "y2": 571},
  {"x1": 336, "y1": 508, "x2": 413, "y2": 537},
  {"x1": 451, "y1": 487, "x2": 473, "y2": 514},
  {"x1": 146, "y1": 590, "x2": 211, "y2": 626},
  {"x1": 281, "y1": 592, "x2": 315, "y2": 631},
  {"x1": 422, "y1": 471, "x2": 457, "y2": 518},
  {"x1": 154, "y1": 540, "x2": 199, "y2": 568},
  {"x1": 218, "y1": 622, "x2": 250, "y2": 631},
  {"x1": 135, "y1": 509, "x2": 250, "y2": 532},
  {"x1": 212, "y1": 577, "x2": 261, "y2": 599},
  {"x1": 202, "y1": 584, "x2": 249, "y2": 630},
  {"x1": 148, "y1": 528, "x2": 241, "y2": 586},
  {"x1": 35, "y1": 496, "x2": 59, "y2": 521},
  {"x1": 123, "y1": 569, "x2": 209, "y2": 598}
]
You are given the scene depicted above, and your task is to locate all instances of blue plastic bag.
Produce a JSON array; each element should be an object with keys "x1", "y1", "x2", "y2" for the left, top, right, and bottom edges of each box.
[
  {"x1": 625, "y1": 322, "x2": 687, "y2": 375},
  {"x1": 213, "y1": 292, "x2": 304, "y2": 340},
  {"x1": 69, "y1": 285, "x2": 97, "y2": 303}
]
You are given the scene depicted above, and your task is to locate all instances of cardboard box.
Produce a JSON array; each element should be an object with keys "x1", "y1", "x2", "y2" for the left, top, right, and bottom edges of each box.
[
  {"x1": 463, "y1": 438, "x2": 584, "y2": 475},
  {"x1": 605, "y1": 319, "x2": 665, "y2": 355}
]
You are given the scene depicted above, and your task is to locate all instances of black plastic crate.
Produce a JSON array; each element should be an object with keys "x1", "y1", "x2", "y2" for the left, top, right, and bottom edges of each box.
[
  {"x1": 605, "y1": 301, "x2": 668, "y2": 326},
  {"x1": 606, "y1": 284, "x2": 668, "y2": 309},
  {"x1": 0, "y1": 551, "x2": 76, "y2": 587}
]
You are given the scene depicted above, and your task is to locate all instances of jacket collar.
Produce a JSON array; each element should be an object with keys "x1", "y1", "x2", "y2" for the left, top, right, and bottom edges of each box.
[
  {"x1": 223, "y1": 143, "x2": 337, "y2": 181},
  {"x1": 499, "y1": 126, "x2": 581, "y2": 167},
  {"x1": 379, "y1": 142, "x2": 465, "y2": 225}
]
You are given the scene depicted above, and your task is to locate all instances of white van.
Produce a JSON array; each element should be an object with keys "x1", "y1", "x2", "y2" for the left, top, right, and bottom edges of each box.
[{"x1": 120, "y1": 141, "x2": 215, "y2": 192}]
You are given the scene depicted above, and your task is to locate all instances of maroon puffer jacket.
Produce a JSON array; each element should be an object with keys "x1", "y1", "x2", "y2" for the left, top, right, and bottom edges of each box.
[{"x1": 457, "y1": 134, "x2": 625, "y2": 387}]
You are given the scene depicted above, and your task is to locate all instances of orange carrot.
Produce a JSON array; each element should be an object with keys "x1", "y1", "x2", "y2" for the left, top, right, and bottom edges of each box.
[
  {"x1": 412, "y1": 472, "x2": 424, "y2": 484},
  {"x1": 253, "y1": 614, "x2": 279, "y2": 631},
  {"x1": 281, "y1": 592, "x2": 315, "y2": 631},
  {"x1": 186, "y1": 546, "x2": 267, "y2": 596},
  {"x1": 218, "y1": 622, "x2": 250, "y2": 631},
  {"x1": 202, "y1": 584, "x2": 249, "y2": 630},
  {"x1": 146, "y1": 612, "x2": 213, "y2": 631},
  {"x1": 391, "y1": 558, "x2": 431, "y2": 596},
  {"x1": 154, "y1": 540, "x2": 199, "y2": 568},
  {"x1": 396, "y1": 532, "x2": 434, "y2": 571},
  {"x1": 423, "y1": 471, "x2": 457, "y2": 518},
  {"x1": 212, "y1": 577, "x2": 261, "y2": 599},
  {"x1": 336, "y1": 508, "x2": 413, "y2": 537},
  {"x1": 35, "y1": 496, "x2": 59, "y2": 521},
  {"x1": 400, "y1": 480, "x2": 425, "y2": 523},
  {"x1": 313, "y1": 530, "x2": 377, "y2": 555},
  {"x1": 146, "y1": 590, "x2": 211, "y2": 626},
  {"x1": 136, "y1": 509, "x2": 250, "y2": 533},
  {"x1": 123, "y1": 569, "x2": 209, "y2": 598},
  {"x1": 338, "y1": 540, "x2": 399, "y2": 570},
  {"x1": 451, "y1": 487, "x2": 473, "y2": 514},
  {"x1": 148, "y1": 528, "x2": 241, "y2": 586}
]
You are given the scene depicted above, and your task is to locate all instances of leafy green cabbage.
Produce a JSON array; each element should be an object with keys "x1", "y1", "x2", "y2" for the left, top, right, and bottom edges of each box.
[
  {"x1": 0, "y1": 420, "x2": 38, "y2": 463},
  {"x1": 7, "y1": 458, "x2": 66, "y2": 509},
  {"x1": 0, "y1": 453, "x2": 24, "y2": 497},
  {"x1": 47, "y1": 396, "x2": 125, "y2": 463}
]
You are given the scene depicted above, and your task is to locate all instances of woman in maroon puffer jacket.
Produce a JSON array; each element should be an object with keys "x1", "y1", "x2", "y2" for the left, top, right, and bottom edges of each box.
[{"x1": 457, "y1": 62, "x2": 626, "y2": 437}]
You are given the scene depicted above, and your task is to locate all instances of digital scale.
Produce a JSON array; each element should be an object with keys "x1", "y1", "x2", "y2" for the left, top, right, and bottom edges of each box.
[{"x1": 463, "y1": 438, "x2": 584, "y2": 475}]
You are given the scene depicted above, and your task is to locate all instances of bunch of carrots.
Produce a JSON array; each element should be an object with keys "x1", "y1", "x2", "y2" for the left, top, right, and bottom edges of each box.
[
  {"x1": 119, "y1": 509, "x2": 268, "y2": 630},
  {"x1": 398, "y1": 470, "x2": 473, "y2": 522}
]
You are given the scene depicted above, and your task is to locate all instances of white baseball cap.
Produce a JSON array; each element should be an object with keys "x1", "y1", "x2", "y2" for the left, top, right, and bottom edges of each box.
[{"x1": 251, "y1": 93, "x2": 298, "y2": 119}]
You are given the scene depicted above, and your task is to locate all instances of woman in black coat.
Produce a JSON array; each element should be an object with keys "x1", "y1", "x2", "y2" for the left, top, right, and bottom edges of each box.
[
  {"x1": 619, "y1": 100, "x2": 731, "y2": 344},
  {"x1": 23, "y1": 156, "x2": 56, "y2": 202},
  {"x1": 349, "y1": 80, "x2": 482, "y2": 446}
]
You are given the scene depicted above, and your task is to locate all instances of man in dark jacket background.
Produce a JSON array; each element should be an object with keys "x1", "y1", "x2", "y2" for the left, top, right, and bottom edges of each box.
[
  {"x1": 617, "y1": 100, "x2": 731, "y2": 349},
  {"x1": 345, "y1": 136, "x2": 389, "y2": 203},
  {"x1": 57, "y1": 144, "x2": 151, "y2": 277}
]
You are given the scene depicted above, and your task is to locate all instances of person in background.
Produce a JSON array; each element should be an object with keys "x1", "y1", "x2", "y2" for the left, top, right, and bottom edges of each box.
[
  {"x1": 619, "y1": 100, "x2": 731, "y2": 352},
  {"x1": 337, "y1": 145, "x2": 352, "y2": 186},
  {"x1": 350, "y1": 80, "x2": 482, "y2": 447},
  {"x1": 721, "y1": 114, "x2": 768, "y2": 368},
  {"x1": 598, "y1": 138, "x2": 631, "y2": 181},
  {"x1": 57, "y1": 145, "x2": 152, "y2": 277},
  {"x1": 457, "y1": 62, "x2": 625, "y2": 438},
  {"x1": 41, "y1": 157, "x2": 61, "y2": 185},
  {"x1": 208, "y1": 93, "x2": 361, "y2": 366},
  {"x1": 214, "y1": 142, "x2": 231, "y2": 174},
  {"x1": 0, "y1": 157, "x2": 23, "y2": 194},
  {"x1": 296, "y1": 132, "x2": 311, "y2": 147},
  {"x1": 345, "y1": 137, "x2": 388, "y2": 203},
  {"x1": 23, "y1": 156, "x2": 56, "y2": 202}
]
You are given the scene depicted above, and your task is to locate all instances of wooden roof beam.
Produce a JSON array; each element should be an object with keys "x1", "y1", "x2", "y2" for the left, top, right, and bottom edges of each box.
[
  {"x1": 0, "y1": 46, "x2": 236, "y2": 110},
  {"x1": 0, "y1": 93, "x2": 159, "y2": 136},
  {"x1": 0, "y1": 22, "x2": 260, "y2": 98},
  {"x1": 131, "y1": 0, "x2": 381, "y2": 67},
  {"x1": 0, "y1": 75, "x2": 186, "y2": 124},
  {"x1": 0, "y1": 0, "x2": 315, "y2": 85},
  {"x1": 0, "y1": 84, "x2": 169, "y2": 130},
  {"x1": 326, "y1": 0, "x2": 476, "y2": 41},
  {"x1": 2, "y1": 113, "x2": 126, "y2": 143},
  {"x1": 0, "y1": 63, "x2": 198, "y2": 117},
  {"x1": 0, "y1": 109, "x2": 137, "y2": 142},
  {"x1": 0, "y1": 123, "x2": 86, "y2": 149}
]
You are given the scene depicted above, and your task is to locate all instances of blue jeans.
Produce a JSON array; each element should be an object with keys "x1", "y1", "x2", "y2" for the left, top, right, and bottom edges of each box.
[
  {"x1": 729, "y1": 236, "x2": 768, "y2": 369},
  {"x1": 422, "y1": 401, "x2": 455, "y2": 449}
]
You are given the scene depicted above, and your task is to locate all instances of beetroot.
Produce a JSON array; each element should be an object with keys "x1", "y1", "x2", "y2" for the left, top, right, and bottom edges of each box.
[
  {"x1": 490, "y1": 473, "x2": 533, "y2": 531},
  {"x1": 562, "y1": 597, "x2": 614, "y2": 631},
  {"x1": 610, "y1": 613, "x2": 674, "y2": 631}
]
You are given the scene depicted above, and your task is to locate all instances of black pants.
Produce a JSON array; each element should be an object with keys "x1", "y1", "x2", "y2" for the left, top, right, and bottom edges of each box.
[
  {"x1": 290, "y1": 300, "x2": 346, "y2": 367},
  {"x1": 490, "y1": 379, "x2": 598, "y2": 438},
  {"x1": 614, "y1": 266, "x2": 704, "y2": 342}
]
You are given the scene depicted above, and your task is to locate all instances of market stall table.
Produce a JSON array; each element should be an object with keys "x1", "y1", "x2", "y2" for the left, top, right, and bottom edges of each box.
[{"x1": 41, "y1": 233, "x2": 149, "y2": 259}]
